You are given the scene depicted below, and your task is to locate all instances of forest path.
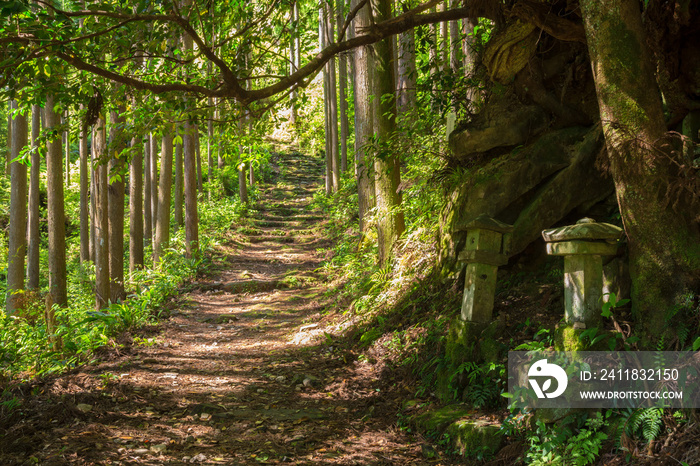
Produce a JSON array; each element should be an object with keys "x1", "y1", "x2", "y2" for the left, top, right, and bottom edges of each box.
[{"x1": 1, "y1": 150, "x2": 445, "y2": 465}]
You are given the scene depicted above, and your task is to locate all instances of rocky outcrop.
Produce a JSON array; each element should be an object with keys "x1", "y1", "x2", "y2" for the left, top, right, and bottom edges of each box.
[{"x1": 439, "y1": 125, "x2": 614, "y2": 276}]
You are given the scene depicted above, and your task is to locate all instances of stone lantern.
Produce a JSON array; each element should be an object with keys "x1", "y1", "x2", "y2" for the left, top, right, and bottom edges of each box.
[
  {"x1": 542, "y1": 218, "x2": 624, "y2": 327},
  {"x1": 458, "y1": 214, "x2": 513, "y2": 323}
]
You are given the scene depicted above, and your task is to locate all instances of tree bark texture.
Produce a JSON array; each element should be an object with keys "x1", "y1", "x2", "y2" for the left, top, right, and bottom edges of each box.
[
  {"x1": 352, "y1": 0, "x2": 376, "y2": 232},
  {"x1": 397, "y1": 13, "x2": 417, "y2": 115},
  {"x1": 325, "y1": 0, "x2": 340, "y2": 190},
  {"x1": 174, "y1": 133, "x2": 184, "y2": 228},
  {"x1": 64, "y1": 113, "x2": 70, "y2": 187},
  {"x1": 6, "y1": 100, "x2": 28, "y2": 313},
  {"x1": 372, "y1": 0, "x2": 406, "y2": 265},
  {"x1": 129, "y1": 132, "x2": 144, "y2": 272},
  {"x1": 45, "y1": 95, "x2": 68, "y2": 307},
  {"x1": 154, "y1": 131, "x2": 173, "y2": 265},
  {"x1": 337, "y1": 0, "x2": 349, "y2": 173},
  {"x1": 144, "y1": 132, "x2": 152, "y2": 244},
  {"x1": 79, "y1": 108, "x2": 90, "y2": 263},
  {"x1": 27, "y1": 104, "x2": 41, "y2": 290},
  {"x1": 184, "y1": 118, "x2": 199, "y2": 257},
  {"x1": 108, "y1": 108, "x2": 126, "y2": 303},
  {"x1": 149, "y1": 132, "x2": 159, "y2": 237},
  {"x1": 580, "y1": 0, "x2": 700, "y2": 332},
  {"x1": 93, "y1": 118, "x2": 110, "y2": 310}
]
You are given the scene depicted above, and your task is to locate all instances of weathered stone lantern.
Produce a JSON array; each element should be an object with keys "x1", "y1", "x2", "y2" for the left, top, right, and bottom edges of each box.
[
  {"x1": 542, "y1": 218, "x2": 624, "y2": 327},
  {"x1": 458, "y1": 214, "x2": 513, "y2": 323}
]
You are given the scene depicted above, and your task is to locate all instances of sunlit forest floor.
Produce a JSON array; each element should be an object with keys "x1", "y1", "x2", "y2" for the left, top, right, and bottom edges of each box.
[{"x1": 0, "y1": 151, "x2": 461, "y2": 465}]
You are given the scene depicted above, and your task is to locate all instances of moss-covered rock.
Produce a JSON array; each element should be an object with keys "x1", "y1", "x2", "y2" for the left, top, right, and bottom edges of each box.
[
  {"x1": 447, "y1": 419, "x2": 503, "y2": 457},
  {"x1": 412, "y1": 404, "x2": 504, "y2": 458}
]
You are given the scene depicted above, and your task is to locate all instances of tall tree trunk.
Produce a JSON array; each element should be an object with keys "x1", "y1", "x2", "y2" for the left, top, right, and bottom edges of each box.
[
  {"x1": 195, "y1": 125, "x2": 203, "y2": 193},
  {"x1": 149, "y1": 132, "x2": 159, "y2": 238},
  {"x1": 6, "y1": 100, "x2": 28, "y2": 313},
  {"x1": 144, "y1": 131, "x2": 152, "y2": 244},
  {"x1": 129, "y1": 132, "x2": 144, "y2": 272},
  {"x1": 372, "y1": 0, "x2": 405, "y2": 265},
  {"x1": 207, "y1": 97, "x2": 214, "y2": 200},
  {"x1": 154, "y1": 131, "x2": 173, "y2": 265},
  {"x1": 5, "y1": 108, "x2": 10, "y2": 176},
  {"x1": 108, "y1": 108, "x2": 126, "y2": 303},
  {"x1": 174, "y1": 131, "x2": 184, "y2": 228},
  {"x1": 397, "y1": 3, "x2": 417, "y2": 116},
  {"x1": 79, "y1": 107, "x2": 89, "y2": 263},
  {"x1": 93, "y1": 118, "x2": 110, "y2": 309},
  {"x1": 449, "y1": 0, "x2": 461, "y2": 73},
  {"x1": 580, "y1": 0, "x2": 700, "y2": 333},
  {"x1": 182, "y1": 0, "x2": 199, "y2": 257},
  {"x1": 320, "y1": 5, "x2": 332, "y2": 195},
  {"x1": 337, "y1": 0, "x2": 349, "y2": 173},
  {"x1": 90, "y1": 128, "x2": 96, "y2": 262},
  {"x1": 45, "y1": 95, "x2": 68, "y2": 307},
  {"x1": 428, "y1": 7, "x2": 438, "y2": 75},
  {"x1": 64, "y1": 113, "x2": 70, "y2": 187},
  {"x1": 184, "y1": 118, "x2": 199, "y2": 256},
  {"x1": 438, "y1": 0, "x2": 448, "y2": 72},
  {"x1": 27, "y1": 104, "x2": 41, "y2": 290},
  {"x1": 325, "y1": 0, "x2": 340, "y2": 190},
  {"x1": 352, "y1": 0, "x2": 376, "y2": 231},
  {"x1": 216, "y1": 103, "x2": 224, "y2": 169},
  {"x1": 290, "y1": 1, "x2": 299, "y2": 128},
  {"x1": 462, "y1": 18, "x2": 478, "y2": 109}
]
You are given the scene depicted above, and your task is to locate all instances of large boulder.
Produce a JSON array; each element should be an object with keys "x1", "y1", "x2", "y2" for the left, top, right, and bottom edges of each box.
[
  {"x1": 448, "y1": 104, "x2": 549, "y2": 161},
  {"x1": 439, "y1": 125, "x2": 614, "y2": 277}
]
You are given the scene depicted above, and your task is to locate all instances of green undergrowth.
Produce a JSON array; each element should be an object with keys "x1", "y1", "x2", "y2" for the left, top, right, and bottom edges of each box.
[
  {"x1": 0, "y1": 162, "x2": 262, "y2": 381},
  {"x1": 310, "y1": 110, "x2": 462, "y2": 401}
]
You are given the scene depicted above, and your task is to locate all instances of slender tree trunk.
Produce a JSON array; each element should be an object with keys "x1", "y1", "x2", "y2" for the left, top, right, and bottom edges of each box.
[
  {"x1": 108, "y1": 108, "x2": 126, "y2": 302},
  {"x1": 195, "y1": 125, "x2": 203, "y2": 193},
  {"x1": 6, "y1": 100, "x2": 28, "y2": 313},
  {"x1": 207, "y1": 97, "x2": 214, "y2": 200},
  {"x1": 320, "y1": 5, "x2": 332, "y2": 195},
  {"x1": 352, "y1": 0, "x2": 376, "y2": 231},
  {"x1": 184, "y1": 118, "x2": 199, "y2": 256},
  {"x1": 27, "y1": 104, "x2": 41, "y2": 290},
  {"x1": 45, "y1": 95, "x2": 67, "y2": 306},
  {"x1": 144, "y1": 132, "x2": 152, "y2": 245},
  {"x1": 325, "y1": 0, "x2": 340, "y2": 190},
  {"x1": 174, "y1": 131, "x2": 184, "y2": 228},
  {"x1": 93, "y1": 119, "x2": 110, "y2": 309},
  {"x1": 79, "y1": 108, "x2": 89, "y2": 263},
  {"x1": 372, "y1": 0, "x2": 405, "y2": 265},
  {"x1": 216, "y1": 103, "x2": 224, "y2": 169},
  {"x1": 337, "y1": 0, "x2": 349, "y2": 173},
  {"x1": 449, "y1": 0, "x2": 461, "y2": 73},
  {"x1": 437, "y1": 0, "x2": 448, "y2": 72},
  {"x1": 154, "y1": 131, "x2": 173, "y2": 265},
  {"x1": 428, "y1": 7, "x2": 438, "y2": 75},
  {"x1": 290, "y1": 1, "x2": 299, "y2": 127},
  {"x1": 90, "y1": 128, "x2": 96, "y2": 263},
  {"x1": 5, "y1": 108, "x2": 10, "y2": 176},
  {"x1": 64, "y1": 113, "x2": 70, "y2": 187},
  {"x1": 149, "y1": 132, "x2": 159, "y2": 238},
  {"x1": 182, "y1": 0, "x2": 199, "y2": 257},
  {"x1": 129, "y1": 132, "x2": 144, "y2": 272},
  {"x1": 397, "y1": 5, "x2": 417, "y2": 116},
  {"x1": 462, "y1": 18, "x2": 478, "y2": 109},
  {"x1": 580, "y1": 0, "x2": 700, "y2": 332}
]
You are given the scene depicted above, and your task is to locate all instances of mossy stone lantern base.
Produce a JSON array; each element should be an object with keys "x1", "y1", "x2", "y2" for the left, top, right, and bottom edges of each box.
[
  {"x1": 457, "y1": 215, "x2": 513, "y2": 323},
  {"x1": 542, "y1": 218, "x2": 623, "y2": 327}
]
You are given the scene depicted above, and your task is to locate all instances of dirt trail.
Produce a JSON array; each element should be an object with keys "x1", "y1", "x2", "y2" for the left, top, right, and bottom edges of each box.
[{"x1": 1, "y1": 150, "x2": 452, "y2": 465}]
